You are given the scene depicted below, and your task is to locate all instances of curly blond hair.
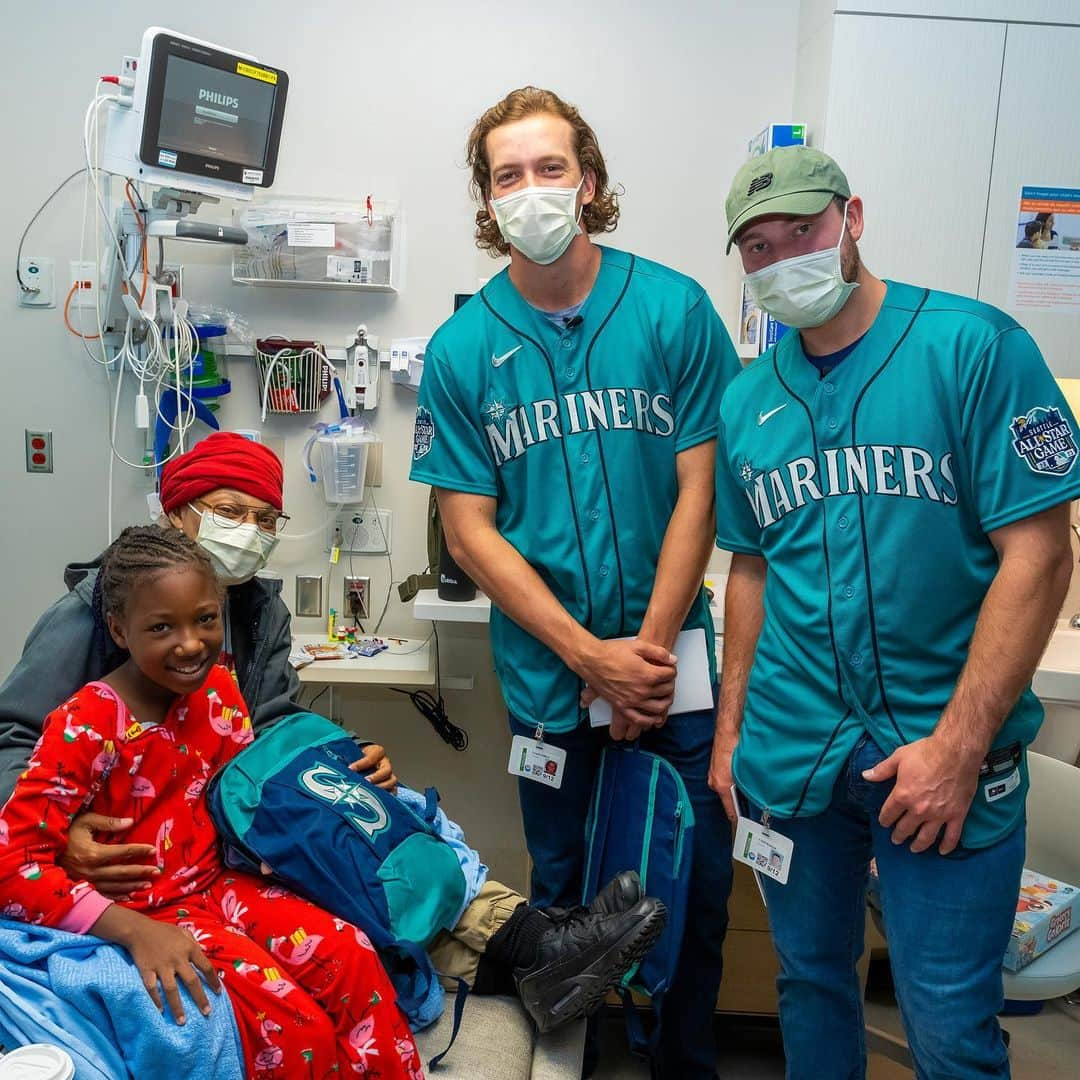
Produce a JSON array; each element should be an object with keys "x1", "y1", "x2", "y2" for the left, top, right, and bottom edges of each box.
[{"x1": 466, "y1": 86, "x2": 621, "y2": 257}]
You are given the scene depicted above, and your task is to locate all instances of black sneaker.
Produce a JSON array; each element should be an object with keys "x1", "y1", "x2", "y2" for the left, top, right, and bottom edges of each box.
[
  {"x1": 514, "y1": 897, "x2": 667, "y2": 1034},
  {"x1": 588, "y1": 870, "x2": 644, "y2": 917}
]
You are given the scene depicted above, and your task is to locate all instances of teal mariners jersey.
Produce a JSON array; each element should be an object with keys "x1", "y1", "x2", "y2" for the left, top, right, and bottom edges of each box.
[
  {"x1": 715, "y1": 281, "x2": 1080, "y2": 848},
  {"x1": 410, "y1": 246, "x2": 740, "y2": 732}
]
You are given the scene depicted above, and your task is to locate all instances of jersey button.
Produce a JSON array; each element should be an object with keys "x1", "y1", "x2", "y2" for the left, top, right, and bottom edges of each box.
[
  {"x1": 598, "y1": 565, "x2": 609, "y2": 577},
  {"x1": 823, "y1": 382, "x2": 836, "y2": 395},
  {"x1": 566, "y1": 368, "x2": 576, "y2": 378},
  {"x1": 838, "y1": 515, "x2": 849, "y2": 529},
  {"x1": 850, "y1": 652, "x2": 864, "y2": 667},
  {"x1": 843, "y1": 585, "x2": 855, "y2": 599},
  {"x1": 827, "y1": 417, "x2": 839, "y2": 430},
  {"x1": 580, "y1": 452, "x2": 590, "y2": 464},
  {"x1": 561, "y1": 338, "x2": 573, "y2": 349},
  {"x1": 589, "y1": 508, "x2": 601, "y2": 521}
]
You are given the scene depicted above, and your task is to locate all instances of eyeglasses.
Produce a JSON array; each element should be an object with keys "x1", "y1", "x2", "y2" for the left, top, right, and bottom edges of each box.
[{"x1": 197, "y1": 500, "x2": 290, "y2": 534}]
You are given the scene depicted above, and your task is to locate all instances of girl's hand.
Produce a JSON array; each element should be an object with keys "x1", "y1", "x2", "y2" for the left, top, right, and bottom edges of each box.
[{"x1": 91, "y1": 905, "x2": 221, "y2": 1023}]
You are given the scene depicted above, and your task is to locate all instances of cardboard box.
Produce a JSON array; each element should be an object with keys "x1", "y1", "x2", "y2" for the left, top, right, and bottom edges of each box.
[{"x1": 1004, "y1": 868, "x2": 1080, "y2": 971}]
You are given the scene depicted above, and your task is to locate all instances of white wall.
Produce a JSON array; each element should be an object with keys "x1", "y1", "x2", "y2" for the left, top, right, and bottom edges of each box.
[
  {"x1": 799, "y1": 2, "x2": 1080, "y2": 378},
  {"x1": 3, "y1": 0, "x2": 799, "y2": 889},
  {"x1": 793, "y1": 0, "x2": 836, "y2": 147},
  {"x1": 837, "y1": 1, "x2": 1080, "y2": 22},
  {"x1": 823, "y1": 13, "x2": 1007, "y2": 298}
]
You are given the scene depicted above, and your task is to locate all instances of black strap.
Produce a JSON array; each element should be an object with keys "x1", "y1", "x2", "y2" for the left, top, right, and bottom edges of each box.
[{"x1": 427, "y1": 976, "x2": 470, "y2": 1070}]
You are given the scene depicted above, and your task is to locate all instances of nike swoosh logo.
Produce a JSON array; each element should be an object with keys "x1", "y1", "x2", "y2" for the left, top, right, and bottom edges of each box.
[
  {"x1": 757, "y1": 404, "x2": 788, "y2": 426},
  {"x1": 491, "y1": 345, "x2": 522, "y2": 368}
]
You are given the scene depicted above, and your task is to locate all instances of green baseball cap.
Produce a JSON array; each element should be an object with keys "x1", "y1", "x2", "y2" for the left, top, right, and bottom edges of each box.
[{"x1": 725, "y1": 146, "x2": 851, "y2": 253}]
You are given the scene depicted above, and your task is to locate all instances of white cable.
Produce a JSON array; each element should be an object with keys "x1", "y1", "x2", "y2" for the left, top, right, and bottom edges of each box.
[
  {"x1": 83, "y1": 92, "x2": 134, "y2": 303},
  {"x1": 80, "y1": 82, "x2": 203, "y2": 537},
  {"x1": 369, "y1": 487, "x2": 396, "y2": 635},
  {"x1": 274, "y1": 504, "x2": 344, "y2": 543},
  {"x1": 259, "y1": 348, "x2": 285, "y2": 421},
  {"x1": 389, "y1": 632, "x2": 435, "y2": 656}
]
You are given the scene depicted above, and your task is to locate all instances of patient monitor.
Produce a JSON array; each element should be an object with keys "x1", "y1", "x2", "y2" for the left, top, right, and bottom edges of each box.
[{"x1": 101, "y1": 27, "x2": 289, "y2": 202}]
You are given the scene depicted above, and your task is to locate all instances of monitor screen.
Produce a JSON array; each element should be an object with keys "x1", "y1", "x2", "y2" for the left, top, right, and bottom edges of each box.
[
  {"x1": 158, "y1": 56, "x2": 275, "y2": 168},
  {"x1": 140, "y1": 32, "x2": 288, "y2": 187}
]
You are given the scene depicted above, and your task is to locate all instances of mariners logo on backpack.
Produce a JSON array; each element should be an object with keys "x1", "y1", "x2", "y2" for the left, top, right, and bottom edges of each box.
[
  {"x1": 1010, "y1": 406, "x2": 1078, "y2": 477},
  {"x1": 299, "y1": 763, "x2": 391, "y2": 839},
  {"x1": 413, "y1": 407, "x2": 435, "y2": 460}
]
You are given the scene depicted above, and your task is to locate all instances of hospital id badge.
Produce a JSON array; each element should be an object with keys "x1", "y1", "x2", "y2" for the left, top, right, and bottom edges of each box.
[
  {"x1": 732, "y1": 787, "x2": 793, "y2": 886},
  {"x1": 508, "y1": 735, "x2": 567, "y2": 790}
]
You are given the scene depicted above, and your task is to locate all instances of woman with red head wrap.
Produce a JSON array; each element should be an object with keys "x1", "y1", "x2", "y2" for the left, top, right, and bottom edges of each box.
[
  {"x1": 159, "y1": 432, "x2": 286, "y2": 585},
  {"x1": 0, "y1": 433, "x2": 396, "y2": 884}
]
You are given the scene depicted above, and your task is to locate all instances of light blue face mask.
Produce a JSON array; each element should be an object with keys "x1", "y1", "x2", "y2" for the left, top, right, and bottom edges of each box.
[
  {"x1": 191, "y1": 505, "x2": 278, "y2": 585},
  {"x1": 743, "y1": 201, "x2": 859, "y2": 329},
  {"x1": 491, "y1": 177, "x2": 585, "y2": 265}
]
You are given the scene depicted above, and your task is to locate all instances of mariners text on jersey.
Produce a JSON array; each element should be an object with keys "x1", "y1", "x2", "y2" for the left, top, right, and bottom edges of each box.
[
  {"x1": 743, "y1": 443, "x2": 958, "y2": 528},
  {"x1": 409, "y1": 246, "x2": 742, "y2": 733},
  {"x1": 485, "y1": 388, "x2": 675, "y2": 467}
]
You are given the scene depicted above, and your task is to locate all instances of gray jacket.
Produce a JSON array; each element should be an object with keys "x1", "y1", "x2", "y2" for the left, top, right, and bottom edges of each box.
[{"x1": 0, "y1": 557, "x2": 300, "y2": 803}]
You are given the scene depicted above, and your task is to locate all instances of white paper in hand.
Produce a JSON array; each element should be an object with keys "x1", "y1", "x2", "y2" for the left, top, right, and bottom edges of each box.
[{"x1": 589, "y1": 627, "x2": 713, "y2": 728}]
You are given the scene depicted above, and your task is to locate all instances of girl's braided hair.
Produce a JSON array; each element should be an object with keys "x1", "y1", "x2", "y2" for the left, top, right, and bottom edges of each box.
[{"x1": 98, "y1": 526, "x2": 219, "y2": 621}]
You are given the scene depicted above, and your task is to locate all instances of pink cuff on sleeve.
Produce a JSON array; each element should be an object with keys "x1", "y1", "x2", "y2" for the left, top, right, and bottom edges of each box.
[{"x1": 56, "y1": 889, "x2": 115, "y2": 934}]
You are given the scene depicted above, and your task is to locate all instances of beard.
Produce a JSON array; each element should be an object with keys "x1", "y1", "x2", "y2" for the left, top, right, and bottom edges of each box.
[{"x1": 840, "y1": 235, "x2": 862, "y2": 284}]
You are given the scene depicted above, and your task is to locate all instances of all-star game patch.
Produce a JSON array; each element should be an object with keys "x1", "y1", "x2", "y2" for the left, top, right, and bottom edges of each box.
[
  {"x1": 413, "y1": 406, "x2": 435, "y2": 461},
  {"x1": 1010, "y1": 406, "x2": 1078, "y2": 477}
]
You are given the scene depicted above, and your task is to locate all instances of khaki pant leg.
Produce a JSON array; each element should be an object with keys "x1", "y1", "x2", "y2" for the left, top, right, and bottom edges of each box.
[{"x1": 428, "y1": 879, "x2": 527, "y2": 989}]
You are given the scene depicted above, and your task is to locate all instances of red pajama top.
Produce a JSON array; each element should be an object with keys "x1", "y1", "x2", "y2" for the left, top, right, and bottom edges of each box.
[{"x1": 0, "y1": 665, "x2": 253, "y2": 931}]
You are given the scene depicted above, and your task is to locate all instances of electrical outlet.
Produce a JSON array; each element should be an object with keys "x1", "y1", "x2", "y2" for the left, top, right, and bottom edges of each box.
[
  {"x1": 158, "y1": 262, "x2": 184, "y2": 297},
  {"x1": 344, "y1": 576, "x2": 370, "y2": 621},
  {"x1": 25, "y1": 430, "x2": 53, "y2": 473},
  {"x1": 327, "y1": 509, "x2": 392, "y2": 554},
  {"x1": 69, "y1": 261, "x2": 100, "y2": 309}
]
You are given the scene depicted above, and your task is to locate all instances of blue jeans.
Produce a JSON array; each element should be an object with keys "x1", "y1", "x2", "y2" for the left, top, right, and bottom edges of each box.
[
  {"x1": 512, "y1": 698, "x2": 732, "y2": 1079},
  {"x1": 748, "y1": 732, "x2": 1024, "y2": 1080}
]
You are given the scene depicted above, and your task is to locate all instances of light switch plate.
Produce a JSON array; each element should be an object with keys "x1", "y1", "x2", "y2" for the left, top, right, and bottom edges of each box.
[{"x1": 295, "y1": 575, "x2": 323, "y2": 617}]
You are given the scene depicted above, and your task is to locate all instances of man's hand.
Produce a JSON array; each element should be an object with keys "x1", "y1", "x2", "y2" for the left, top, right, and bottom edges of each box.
[
  {"x1": 349, "y1": 744, "x2": 397, "y2": 792},
  {"x1": 609, "y1": 706, "x2": 647, "y2": 743},
  {"x1": 708, "y1": 731, "x2": 739, "y2": 825},
  {"x1": 59, "y1": 813, "x2": 159, "y2": 900},
  {"x1": 864, "y1": 734, "x2": 981, "y2": 855},
  {"x1": 91, "y1": 905, "x2": 220, "y2": 1025},
  {"x1": 578, "y1": 639, "x2": 677, "y2": 728}
]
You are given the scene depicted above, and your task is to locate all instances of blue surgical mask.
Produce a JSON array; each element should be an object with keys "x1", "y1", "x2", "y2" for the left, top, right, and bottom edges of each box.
[{"x1": 743, "y1": 202, "x2": 859, "y2": 329}]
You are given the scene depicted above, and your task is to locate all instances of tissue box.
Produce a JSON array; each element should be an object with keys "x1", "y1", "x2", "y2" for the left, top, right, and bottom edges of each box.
[{"x1": 1003, "y1": 869, "x2": 1080, "y2": 971}]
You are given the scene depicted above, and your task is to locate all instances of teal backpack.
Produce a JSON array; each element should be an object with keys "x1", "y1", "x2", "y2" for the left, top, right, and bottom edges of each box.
[
  {"x1": 206, "y1": 712, "x2": 468, "y2": 1038},
  {"x1": 582, "y1": 744, "x2": 695, "y2": 1064}
]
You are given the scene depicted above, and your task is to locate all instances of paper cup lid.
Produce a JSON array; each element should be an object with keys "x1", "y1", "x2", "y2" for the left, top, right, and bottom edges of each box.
[{"x1": 0, "y1": 1045, "x2": 75, "y2": 1080}]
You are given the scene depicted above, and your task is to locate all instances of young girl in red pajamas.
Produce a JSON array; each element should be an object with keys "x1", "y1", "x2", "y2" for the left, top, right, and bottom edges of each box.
[{"x1": 0, "y1": 526, "x2": 423, "y2": 1079}]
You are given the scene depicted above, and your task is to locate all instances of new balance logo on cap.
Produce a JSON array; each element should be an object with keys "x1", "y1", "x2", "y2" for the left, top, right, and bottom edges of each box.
[{"x1": 747, "y1": 173, "x2": 773, "y2": 197}]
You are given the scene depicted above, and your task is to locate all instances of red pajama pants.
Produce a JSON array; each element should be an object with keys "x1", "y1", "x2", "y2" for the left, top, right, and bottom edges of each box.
[{"x1": 156, "y1": 872, "x2": 423, "y2": 1079}]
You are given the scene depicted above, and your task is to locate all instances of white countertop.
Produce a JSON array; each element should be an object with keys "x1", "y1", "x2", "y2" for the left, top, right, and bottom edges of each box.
[
  {"x1": 413, "y1": 589, "x2": 493, "y2": 624},
  {"x1": 291, "y1": 634, "x2": 434, "y2": 686},
  {"x1": 414, "y1": 575, "x2": 727, "y2": 634},
  {"x1": 408, "y1": 598, "x2": 1080, "y2": 705},
  {"x1": 1032, "y1": 620, "x2": 1080, "y2": 702}
]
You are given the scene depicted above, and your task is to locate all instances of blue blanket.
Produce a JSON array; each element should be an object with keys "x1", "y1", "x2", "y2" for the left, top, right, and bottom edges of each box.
[{"x1": 0, "y1": 919, "x2": 244, "y2": 1080}]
